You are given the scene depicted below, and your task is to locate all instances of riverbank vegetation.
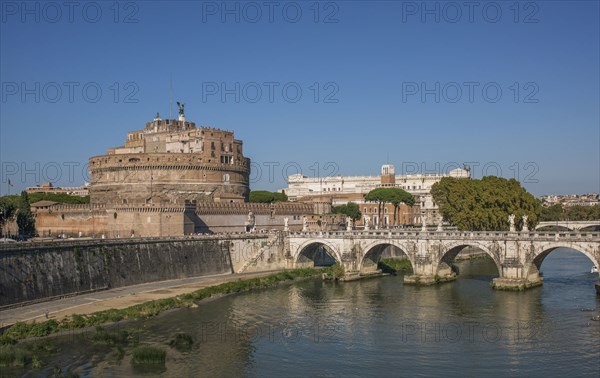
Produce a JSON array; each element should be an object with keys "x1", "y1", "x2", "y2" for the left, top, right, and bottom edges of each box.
[
  {"x1": 131, "y1": 345, "x2": 166, "y2": 365},
  {"x1": 378, "y1": 258, "x2": 413, "y2": 274},
  {"x1": 0, "y1": 268, "x2": 328, "y2": 345}
]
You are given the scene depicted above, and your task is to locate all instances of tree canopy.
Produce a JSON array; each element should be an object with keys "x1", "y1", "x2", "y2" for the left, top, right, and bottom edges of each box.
[
  {"x1": 540, "y1": 204, "x2": 600, "y2": 222},
  {"x1": 29, "y1": 193, "x2": 90, "y2": 204},
  {"x1": 430, "y1": 176, "x2": 540, "y2": 231},
  {"x1": 249, "y1": 190, "x2": 288, "y2": 203},
  {"x1": 365, "y1": 187, "x2": 415, "y2": 226},
  {"x1": 331, "y1": 202, "x2": 362, "y2": 221},
  {"x1": 16, "y1": 191, "x2": 36, "y2": 238},
  {"x1": 0, "y1": 193, "x2": 89, "y2": 205},
  {"x1": 0, "y1": 197, "x2": 17, "y2": 237}
]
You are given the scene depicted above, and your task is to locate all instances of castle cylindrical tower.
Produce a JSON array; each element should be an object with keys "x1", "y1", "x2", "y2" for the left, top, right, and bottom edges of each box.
[{"x1": 88, "y1": 117, "x2": 250, "y2": 205}]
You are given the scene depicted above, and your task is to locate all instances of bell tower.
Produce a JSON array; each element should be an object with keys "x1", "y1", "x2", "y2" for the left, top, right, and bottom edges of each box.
[{"x1": 380, "y1": 164, "x2": 395, "y2": 186}]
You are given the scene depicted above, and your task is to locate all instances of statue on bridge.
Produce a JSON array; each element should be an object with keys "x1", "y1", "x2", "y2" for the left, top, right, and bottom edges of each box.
[
  {"x1": 245, "y1": 211, "x2": 256, "y2": 233},
  {"x1": 346, "y1": 217, "x2": 353, "y2": 231},
  {"x1": 283, "y1": 217, "x2": 289, "y2": 232},
  {"x1": 522, "y1": 215, "x2": 529, "y2": 232},
  {"x1": 509, "y1": 214, "x2": 516, "y2": 232},
  {"x1": 302, "y1": 216, "x2": 308, "y2": 232},
  {"x1": 363, "y1": 215, "x2": 370, "y2": 231}
]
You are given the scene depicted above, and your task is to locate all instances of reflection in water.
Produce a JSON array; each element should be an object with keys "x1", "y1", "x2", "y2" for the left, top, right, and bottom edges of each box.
[{"x1": 25, "y1": 249, "x2": 600, "y2": 377}]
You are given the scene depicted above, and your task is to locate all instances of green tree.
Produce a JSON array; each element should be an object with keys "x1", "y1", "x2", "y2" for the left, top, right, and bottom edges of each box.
[
  {"x1": 28, "y1": 192, "x2": 90, "y2": 204},
  {"x1": 331, "y1": 202, "x2": 362, "y2": 223},
  {"x1": 249, "y1": 190, "x2": 288, "y2": 203},
  {"x1": 271, "y1": 191, "x2": 288, "y2": 203},
  {"x1": 540, "y1": 204, "x2": 565, "y2": 221},
  {"x1": 364, "y1": 188, "x2": 388, "y2": 227},
  {"x1": 431, "y1": 176, "x2": 540, "y2": 231},
  {"x1": 16, "y1": 191, "x2": 36, "y2": 238},
  {"x1": 0, "y1": 197, "x2": 17, "y2": 237},
  {"x1": 565, "y1": 205, "x2": 600, "y2": 221},
  {"x1": 365, "y1": 188, "x2": 415, "y2": 227},
  {"x1": 540, "y1": 204, "x2": 600, "y2": 222},
  {"x1": 387, "y1": 188, "x2": 415, "y2": 226}
]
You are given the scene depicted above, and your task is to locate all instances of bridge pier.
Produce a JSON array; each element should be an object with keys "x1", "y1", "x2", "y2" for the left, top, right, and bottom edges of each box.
[
  {"x1": 403, "y1": 254, "x2": 456, "y2": 286},
  {"x1": 491, "y1": 277, "x2": 543, "y2": 290},
  {"x1": 492, "y1": 262, "x2": 543, "y2": 291},
  {"x1": 403, "y1": 274, "x2": 457, "y2": 286}
]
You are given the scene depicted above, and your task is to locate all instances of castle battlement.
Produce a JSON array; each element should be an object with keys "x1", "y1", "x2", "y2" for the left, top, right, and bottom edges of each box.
[{"x1": 195, "y1": 201, "x2": 313, "y2": 216}]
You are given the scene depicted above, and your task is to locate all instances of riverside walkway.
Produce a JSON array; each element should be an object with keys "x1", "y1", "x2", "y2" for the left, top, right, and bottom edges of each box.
[{"x1": 0, "y1": 270, "x2": 280, "y2": 329}]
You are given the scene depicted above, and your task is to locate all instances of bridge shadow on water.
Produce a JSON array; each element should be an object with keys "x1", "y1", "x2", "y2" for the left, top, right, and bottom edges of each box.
[{"x1": 453, "y1": 259, "x2": 499, "y2": 282}]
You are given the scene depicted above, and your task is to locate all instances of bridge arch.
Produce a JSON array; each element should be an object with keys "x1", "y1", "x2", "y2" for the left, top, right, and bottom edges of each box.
[
  {"x1": 535, "y1": 225, "x2": 573, "y2": 231},
  {"x1": 292, "y1": 239, "x2": 342, "y2": 268},
  {"x1": 358, "y1": 240, "x2": 416, "y2": 273},
  {"x1": 535, "y1": 221, "x2": 600, "y2": 231},
  {"x1": 437, "y1": 241, "x2": 502, "y2": 277},
  {"x1": 526, "y1": 243, "x2": 599, "y2": 279}
]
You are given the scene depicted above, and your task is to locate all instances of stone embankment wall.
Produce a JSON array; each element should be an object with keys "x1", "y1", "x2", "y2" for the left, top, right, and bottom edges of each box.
[
  {"x1": 229, "y1": 232, "x2": 289, "y2": 273},
  {"x1": 0, "y1": 234, "x2": 289, "y2": 308}
]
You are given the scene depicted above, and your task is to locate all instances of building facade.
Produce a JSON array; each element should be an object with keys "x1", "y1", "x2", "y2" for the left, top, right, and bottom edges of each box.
[
  {"x1": 281, "y1": 164, "x2": 470, "y2": 227},
  {"x1": 26, "y1": 182, "x2": 89, "y2": 197}
]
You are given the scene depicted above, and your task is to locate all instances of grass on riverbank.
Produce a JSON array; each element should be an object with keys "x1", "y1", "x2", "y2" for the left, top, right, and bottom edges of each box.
[
  {"x1": 0, "y1": 268, "x2": 328, "y2": 345},
  {"x1": 378, "y1": 258, "x2": 413, "y2": 274},
  {"x1": 131, "y1": 345, "x2": 166, "y2": 365}
]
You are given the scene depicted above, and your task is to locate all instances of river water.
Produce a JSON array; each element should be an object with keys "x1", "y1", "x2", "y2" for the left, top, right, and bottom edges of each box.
[{"x1": 19, "y1": 248, "x2": 600, "y2": 377}]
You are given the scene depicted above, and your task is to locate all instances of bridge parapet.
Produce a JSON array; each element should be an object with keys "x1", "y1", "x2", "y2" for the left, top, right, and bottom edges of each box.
[{"x1": 288, "y1": 230, "x2": 600, "y2": 242}]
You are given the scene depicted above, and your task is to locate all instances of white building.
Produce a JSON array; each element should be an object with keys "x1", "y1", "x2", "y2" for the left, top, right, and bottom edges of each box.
[
  {"x1": 283, "y1": 164, "x2": 468, "y2": 199},
  {"x1": 280, "y1": 164, "x2": 470, "y2": 226}
]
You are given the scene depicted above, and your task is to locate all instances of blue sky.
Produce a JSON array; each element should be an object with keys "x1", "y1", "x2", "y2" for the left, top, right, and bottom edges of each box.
[{"x1": 1, "y1": 0, "x2": 598, "y2": 196}]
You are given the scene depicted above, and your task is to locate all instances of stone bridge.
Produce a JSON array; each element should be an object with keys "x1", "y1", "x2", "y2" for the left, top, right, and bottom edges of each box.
[
  {"x1": 535, "y1": 220, "x2": 600, "y2": 231},
  {"x1": 287, "y1": 229, "x2": 600, "y2": 290}
]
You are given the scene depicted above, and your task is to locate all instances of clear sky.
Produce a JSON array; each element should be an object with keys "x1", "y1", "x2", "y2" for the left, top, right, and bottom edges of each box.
[{"x1": 1, "y1": 0, "x2": 598, "y2": 197}]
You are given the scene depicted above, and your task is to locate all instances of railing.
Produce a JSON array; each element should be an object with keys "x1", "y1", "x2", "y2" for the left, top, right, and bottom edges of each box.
[{"x1": 287, "y1": 230, "x2": 600, "y2": 241}]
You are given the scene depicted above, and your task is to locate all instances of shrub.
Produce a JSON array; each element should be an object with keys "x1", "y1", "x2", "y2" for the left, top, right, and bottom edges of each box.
[
  {"x1": 169, "y1": 333, "x2": 193, "y2": 352},
  {"x1": 131, "y1": 345, "x2": 166, "y2": 365},
  {"x1": 28, "y1": 320, "x2": 59, "y2": 337},
  {"x1": 331, "y1": 263, "x2": 345, "y2": 279}
]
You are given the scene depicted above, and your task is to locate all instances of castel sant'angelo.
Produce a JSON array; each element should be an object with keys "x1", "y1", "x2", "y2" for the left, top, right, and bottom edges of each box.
[
  {"x1": 89, "y1": 104, "x2": 251, "y2": 205},
  {"x1": 34, "y1": 105, "x2": 314, "y2": 237}
]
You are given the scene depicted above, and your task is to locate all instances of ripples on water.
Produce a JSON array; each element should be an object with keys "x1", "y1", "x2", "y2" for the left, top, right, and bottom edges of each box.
[{"x1": 23, "y1": 249, "x2": 600, "y2": 377}]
